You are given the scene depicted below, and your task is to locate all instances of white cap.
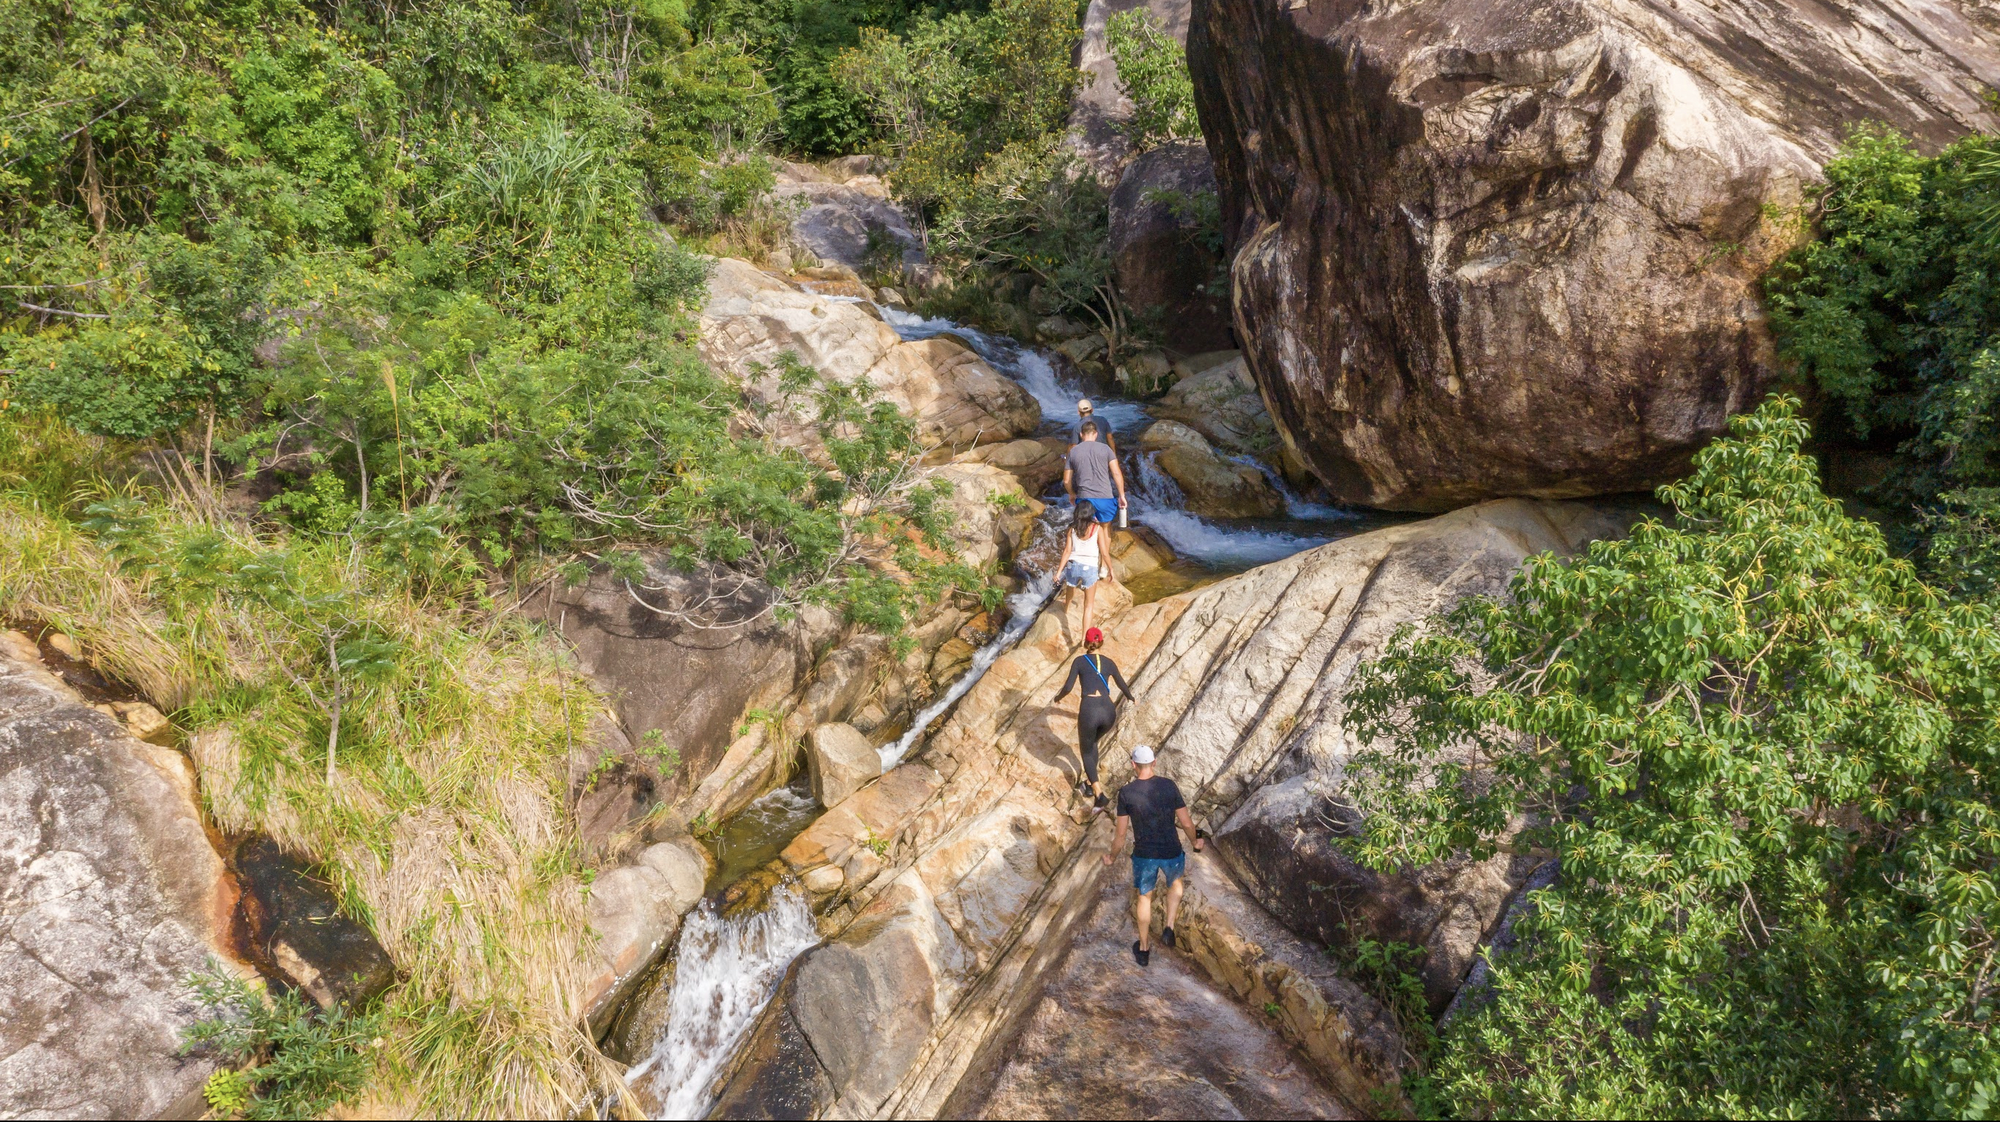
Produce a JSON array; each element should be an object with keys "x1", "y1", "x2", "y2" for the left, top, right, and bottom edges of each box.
[
  {"x1": 1130, "y1": 744, "x2": 1156, "y2": 765},
  {"x1": 1077, "y1": 398, "x2": 1094, "y2": 413}
]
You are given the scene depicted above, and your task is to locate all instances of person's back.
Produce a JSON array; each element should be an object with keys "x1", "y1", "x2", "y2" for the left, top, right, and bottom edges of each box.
[
  {"x1": 1066, "y1": 439, "x2": 1118, "y2": 500},
  {"x1": 1117, "y1": 774, "x2": 1186, "y2": 860}
]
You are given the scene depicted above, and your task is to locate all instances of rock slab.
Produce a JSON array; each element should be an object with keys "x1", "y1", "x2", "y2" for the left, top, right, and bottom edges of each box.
[
  {"x1": 0, "y1": 636, "x2": 235, "y2": 1118},
  {"x1": 1190, "y1": 0, "x2": 2000, "y2": 510},
  {"x1": 808, "y1": 723, "x2": 882, "y2": 810}
]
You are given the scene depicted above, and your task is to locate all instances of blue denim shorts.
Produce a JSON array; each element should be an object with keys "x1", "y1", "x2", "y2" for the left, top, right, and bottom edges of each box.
[
  {"x1": 1063, "y1": 561, "x2": 1100, "y2": 589},
  {"x1": 1132, "y1": 853, "x2": 1186, "y2": 894}
]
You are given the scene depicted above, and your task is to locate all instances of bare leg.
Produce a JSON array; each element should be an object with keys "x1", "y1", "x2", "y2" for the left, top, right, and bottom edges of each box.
[
  {"x1": 1134, "y1": 886, "x2": 1153, "y2": 952},
  {"x1": 1081, "y1": 581, "x2": 1096, "y2": 636},
  {"x1": 1163, "y1": 875, "x2": 1186, "y2": 932}
]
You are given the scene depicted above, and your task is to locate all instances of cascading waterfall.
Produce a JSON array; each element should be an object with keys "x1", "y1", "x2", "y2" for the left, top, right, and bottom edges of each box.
[
  {"x1": 879, "y1": 572, "x2": 1055, "y2": 771},
  {"x1": 621, "y1": 305, "x2": 1378, "y2": 1117},
  {"x1": 629, "y1": 886, "x2": 820, "y2": 1119}
]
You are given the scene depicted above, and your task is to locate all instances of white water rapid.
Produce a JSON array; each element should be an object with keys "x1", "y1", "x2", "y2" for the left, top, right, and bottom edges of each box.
[
  {"x1": 880, "y1": 307, "x2": 1356, "y2": 569},
  {"x1": 630, "y1": 886, "x2": 821, "y2": 1119},
  {"x1": 878, "y1": 572, "x2": 1055, "y2": 771}
]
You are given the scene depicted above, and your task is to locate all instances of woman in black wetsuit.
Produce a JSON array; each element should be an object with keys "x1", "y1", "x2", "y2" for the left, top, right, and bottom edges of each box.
[{"x1": 1051, "y1": 625, "x2": 1133, "y2": 809}]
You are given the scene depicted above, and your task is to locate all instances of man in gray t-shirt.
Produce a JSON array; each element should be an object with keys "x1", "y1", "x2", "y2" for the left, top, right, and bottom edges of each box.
[{"x1": 1064, "y1": 421, "x2": 1126, "y2": 526}]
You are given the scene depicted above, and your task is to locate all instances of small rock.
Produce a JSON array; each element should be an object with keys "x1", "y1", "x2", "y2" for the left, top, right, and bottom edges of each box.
[
  {"x1": 809, "y1": 722, "x2": 882, "y2": 809},
  {"x1": 1114, "y1": 349, "x2": 1176, "y2": 398},
  {"x1": 1035, "y1": 315, "x2": 1089, "y2": 343},
  {"x1": 802, "y1": 865, "x2": 845, "y2": 896},
  {"x1": 768, "y1": 247, "x2": 795, "y2": 273},
  {"x1": 930, "y1": 637, "x2": 976, "y2": 684},
  {"x1": 46, "y1": 632, "x2": 81, "y2": 659},
  {"x1": 1055, "y1": 334, "x2": 1108, "y2": 365},
  {"x1": 110, "y1": 700, "x2": 171, "y2": 744},
  {"x1": 876, "y1": 287, "x2": 908, "y2": 308},
  {"x1": 639, "y1": 838, "x2": 710, "y2": 914}
]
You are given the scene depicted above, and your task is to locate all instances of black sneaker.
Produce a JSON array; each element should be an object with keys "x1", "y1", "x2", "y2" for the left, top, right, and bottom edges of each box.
[
  {"x1": 1162, "y1": 926, "x2": 1176, "y2": 950},
  {"x1": 1093, "y1": 793, "x2": 1109, "y2": 811},
  {"x1": 1132, "y1": 940, "x2": 1150, "y2": 967}
]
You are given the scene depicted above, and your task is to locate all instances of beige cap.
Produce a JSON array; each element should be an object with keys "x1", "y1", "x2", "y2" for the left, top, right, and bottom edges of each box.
[{"x1": 1077, "y1": 399, "x2": 1094, "y2": 413}]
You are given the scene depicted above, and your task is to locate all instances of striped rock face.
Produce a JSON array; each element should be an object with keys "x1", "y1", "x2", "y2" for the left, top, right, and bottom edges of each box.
[{"x1": 1190, "y1": 0, "x2": 2000, "y2": 510}]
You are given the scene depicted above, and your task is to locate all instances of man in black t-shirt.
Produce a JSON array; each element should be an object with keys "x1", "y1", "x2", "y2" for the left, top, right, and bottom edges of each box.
[{"x1": 1103, "y1": 744, "x2": 1202, "y2": 966}]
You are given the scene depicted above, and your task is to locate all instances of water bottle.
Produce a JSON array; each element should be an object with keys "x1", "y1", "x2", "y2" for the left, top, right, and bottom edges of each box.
[{"x1": 1118, "y1": 504, "x2": 1128, "y2": 529}]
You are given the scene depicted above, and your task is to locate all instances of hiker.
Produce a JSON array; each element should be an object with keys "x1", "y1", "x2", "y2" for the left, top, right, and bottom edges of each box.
[
  {"x1": 1050, "y1": 625, "x2": 1132, "y2": 810},
  {"x1": 1063, "y1": 419, "x2": 1126, "y2": 530},
  {"x1": 1102, "y1": 744, "x2": 1201, "y2": 967},
  {"x1": 1052, "y1": 503, "x2": 1118, "y2": 638},
  {"x1": 1074, "y1": 398, "x2": 1119, "y2": 453}
]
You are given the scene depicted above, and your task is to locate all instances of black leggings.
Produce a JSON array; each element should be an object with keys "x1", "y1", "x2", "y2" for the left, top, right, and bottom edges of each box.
[{"x1": 1077, "y1": 696, "x2": 1116, "y2": 786}]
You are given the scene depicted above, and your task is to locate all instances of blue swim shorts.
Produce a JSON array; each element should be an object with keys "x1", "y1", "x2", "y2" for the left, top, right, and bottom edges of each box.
[
  {"x1": 1132, "y1": 853, "x2": 1186, "y2": 894},
  {"x1": 1082, "y1": 497, "x2": 1120, "y2": 525}
]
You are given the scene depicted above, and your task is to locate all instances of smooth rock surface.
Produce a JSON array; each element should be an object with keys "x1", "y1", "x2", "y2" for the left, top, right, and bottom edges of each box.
[
  {"x1": 702, "y1": 259, "x2": 1039, "y2": 455},
  {"x1": 808, "y1": 723, "x2": 882, "y2": 810},
  {"x1": 1152, "y1": 354, "x2": 1308, "y2": 482},
  {"x1": 960, "y1": 869, "x2": 1351, "y2": 1120},
  {"x1": 0, "y1": 639, "x2": 236, "y2": 1118},
  {"x1": 1139, "y1": 419, "x2": 1286, "y2": 519},
  {"x1": 582, "y1": 837, "x2": 709, "y2": 1030},
  {"x1": 1115, "y1": 498, "x2": 1638, "y2": 1009},
  {"x1": 1190, "y1": 0, "x2": 2000, "y2": 510}
]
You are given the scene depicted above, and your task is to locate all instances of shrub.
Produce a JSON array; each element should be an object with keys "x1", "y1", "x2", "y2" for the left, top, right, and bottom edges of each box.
[
  {"x1": 1104, "y1": 9, "x2": 1199, "y2": 151},
  {"x1": 1342, "y1": 397, "x2": 2000, "y2": 1117}
]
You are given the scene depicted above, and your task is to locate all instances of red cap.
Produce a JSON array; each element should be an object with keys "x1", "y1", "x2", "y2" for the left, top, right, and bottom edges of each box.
[{"x1": 1085, "y1": 627, "x2": 1104, "y2": 645}]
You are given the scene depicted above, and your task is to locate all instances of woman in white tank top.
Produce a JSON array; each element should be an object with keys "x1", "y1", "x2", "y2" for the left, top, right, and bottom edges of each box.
[{"x1": 1054, "y1": 503, "x2": 1117, "y2": 641}]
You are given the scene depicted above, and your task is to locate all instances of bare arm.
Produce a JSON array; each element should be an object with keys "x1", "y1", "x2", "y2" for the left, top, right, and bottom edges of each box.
[
  {"x1": 1111, "y1": 457, "x2": 1127, "y2": 505},
  {"x1": 1064, "y1": 462, "x2": 1075, "y2": 502},
  {"x1": 1102, "y1": 814, "x2": 1131, "y2": 865},
  {"x1": 1176, "y1": 806, "x2": 1203, "y2": 852}
]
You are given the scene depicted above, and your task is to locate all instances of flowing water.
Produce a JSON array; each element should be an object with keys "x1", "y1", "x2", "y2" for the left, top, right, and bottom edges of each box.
[
  {"x1": 624, "y1": 306, "x2": 1390, "y2": 1118},
  {"x1": 628, "y1": 886, "x2": 821, "y2": 1118}
]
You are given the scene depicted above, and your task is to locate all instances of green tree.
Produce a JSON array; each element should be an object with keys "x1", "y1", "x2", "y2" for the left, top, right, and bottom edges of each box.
[
  {"x1": 1104, "y1": 9, "x2": 1198, "y2": 151},
  {"x1": 1342, "y1": 397, "x2": 2000, "y2": 1117}
]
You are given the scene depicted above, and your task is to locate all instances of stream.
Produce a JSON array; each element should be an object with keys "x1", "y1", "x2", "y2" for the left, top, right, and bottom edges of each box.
[{"x1": 623, "y1": 307, "x2": 1388, "y2": 1118}]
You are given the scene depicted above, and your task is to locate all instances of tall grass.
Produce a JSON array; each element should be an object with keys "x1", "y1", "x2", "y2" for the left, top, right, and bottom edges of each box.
[{"x1": 0, "y1": 413, "x2": 617, "y2": 1116}]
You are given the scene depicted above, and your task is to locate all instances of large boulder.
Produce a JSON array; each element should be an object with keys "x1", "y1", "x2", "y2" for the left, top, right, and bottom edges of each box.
[
  {"x1": 1138, "y1": 419, "x2": 1286, "y2": 518},
  {"x1": 0, "y1": 633, "x2": 238, "y2": 1118},
  {"x1": 702, "y1": 259, "x2": 1040, "y2": 454},
  {"x1": 808, "y1": 723, "x2": 882, "y2": 809},
  {"x1": 1108, "y1": 139, "x2": 1234, "y2": 353},
  {"x1": 771, "y1": 161, "x2": 927, "y2": 281},
  {"x1": 1189, "y1": 0, "x2": 2000, "y2": 511},
  {"x1": 581, "y1": 837, "x2": 709, "y2": 1030},
  {"x1": 1151, "y1": 352, "x2": 1310, "y2": 482}
]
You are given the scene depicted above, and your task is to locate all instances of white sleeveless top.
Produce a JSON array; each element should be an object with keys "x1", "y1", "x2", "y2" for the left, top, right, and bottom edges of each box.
[{"x1": 1070, "y1": 525, "x2": 1101, "y2": 568}]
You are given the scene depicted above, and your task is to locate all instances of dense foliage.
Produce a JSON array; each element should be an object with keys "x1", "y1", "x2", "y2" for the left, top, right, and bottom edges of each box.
[
  {"x1": 182, "y1": 970, "x2": 384, "y2": 1120},
  {"x1": 1342, "y1": 398, "x2": 2000, "y2": 1117},
  {"x1": 1766, "y1": 126, "x2": 2000, "y2": 594},
  {"x1": 0, "y1": 0, "x2": 982, "y2": 628},
  {"x1": 1103, "y1": 9, "x2": 1197, "y2": 151}
]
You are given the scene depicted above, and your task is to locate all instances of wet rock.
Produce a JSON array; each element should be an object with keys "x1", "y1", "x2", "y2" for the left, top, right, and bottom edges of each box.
[
  {"x1": 1108, "y1": 139, "x2": 1233, "y2": 353},
  {"x1": 706, "y1": 963, "x2": 837, "y2": 1120},
  {"x1": 230, "y1": 836, "x2": 396, "y2": 1010},
  {"x1": 0, "y1": 640, "x2": 239, "y2": 1118},
  {"x1": 1138, "y1": 419, "x2": 1285, "y2": 519},
  {"x1": 703, "y1": 259, "x2": 1040, "y2": 454},
  {"x1": 1190, "y1": 0, "x2": 2000, "y2": 510},
  {"x1": 808, "y1": 723, "x2": 881, "y2": 810},
  {"x1": 582, "y1": 837, "x2": 710, "y2": 1031},
  {"x1": 92, "y1": 698, "x2": 172, "y2": 745},
  {"x1": 1105, "y1": 524, "x2": 1174, "y2": 583}
]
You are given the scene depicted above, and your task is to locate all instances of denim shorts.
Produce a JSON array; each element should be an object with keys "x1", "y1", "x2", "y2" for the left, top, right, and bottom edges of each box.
[
  {"x1": 1132, "y1": 853, "x2": 1186, "y2": 894},
  {"x1": 1063, "y1": 561, "x2": 1100, "y2": 589}
]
